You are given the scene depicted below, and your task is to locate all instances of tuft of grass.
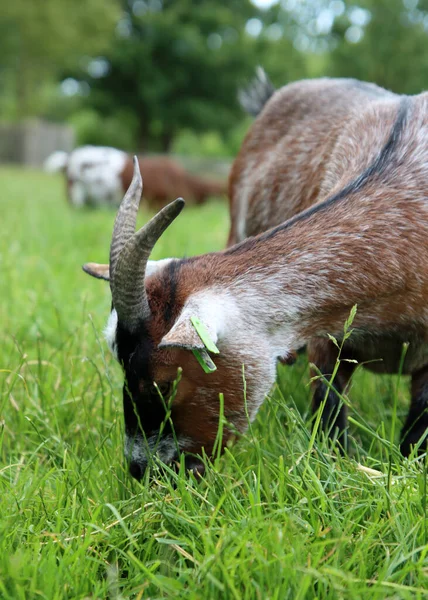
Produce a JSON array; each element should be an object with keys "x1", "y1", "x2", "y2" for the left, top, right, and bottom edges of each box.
[{"x1": 1, "y1": 167, "x2": 427, "y2": 599}]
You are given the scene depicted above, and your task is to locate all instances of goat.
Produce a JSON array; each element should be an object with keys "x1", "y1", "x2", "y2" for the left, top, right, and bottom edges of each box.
[
  {"x1": 228, "y1": 70, "x2": 428, "y2": 455},
  {"x1": 44, "y1": 146, "x2": 128, "y2": 207},
  {"x1": 45, "y1": 146, "x2": 226, "y2": 209},
  {"x1": 83, "y1": 76, "x2": 428, "y2": 479},
  {"x1": 120, "y1": 155, "x2": 227, "y2": 209}
]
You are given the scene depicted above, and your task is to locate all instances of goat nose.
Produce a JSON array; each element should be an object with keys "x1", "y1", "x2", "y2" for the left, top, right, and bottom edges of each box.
[{"x1": 129, "y1": 460, "x2": 146, "y2": 481}]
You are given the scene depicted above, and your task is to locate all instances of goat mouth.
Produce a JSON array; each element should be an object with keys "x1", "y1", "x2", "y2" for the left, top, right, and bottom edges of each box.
[
  {"x1": 129, "y1": 459, "x2": 147, "y2": 481},
  {"x1": 169, "y1": 454, "x2": 205, "y2": 478},
  {"x1": 183, "y1": 455, "x2": 205, "y2": 478},
  {"x1": 128, "y1": 453, "x2": 206, "y2": 481}
]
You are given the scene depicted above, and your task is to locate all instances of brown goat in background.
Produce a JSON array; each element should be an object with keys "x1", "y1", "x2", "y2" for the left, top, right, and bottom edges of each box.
[{"x1": 122, "y1": 155, "x2": 227, "y2": 210}]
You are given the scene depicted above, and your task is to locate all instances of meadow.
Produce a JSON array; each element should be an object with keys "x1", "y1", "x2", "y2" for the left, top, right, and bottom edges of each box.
[{"x1": 0, "y1": 166, "x2": 427, "y2": 599}]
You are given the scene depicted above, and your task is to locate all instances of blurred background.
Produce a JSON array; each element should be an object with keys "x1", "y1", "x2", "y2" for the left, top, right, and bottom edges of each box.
[{"x1": 1, "y1": 0, "x2": 428, "y2": 168}]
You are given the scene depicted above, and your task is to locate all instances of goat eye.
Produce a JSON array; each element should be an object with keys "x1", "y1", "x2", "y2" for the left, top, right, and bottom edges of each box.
[{"x1": 150, "y1": 382, "x2": 172, "y2": 397}]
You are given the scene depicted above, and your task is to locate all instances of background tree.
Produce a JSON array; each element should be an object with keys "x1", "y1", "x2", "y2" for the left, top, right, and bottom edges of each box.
[
  {"x1": 327, "y1": 0, "x2": 428, "y2": 93},
  {"x1": 0, "y1": 0, "x2": 120, "y2": 118},
  {"x1": 3, "y1": 0, "x2": 428, "y2": 156},
  {"x1": 77, "y1": 0, "x2": 307, "y2": 151}
]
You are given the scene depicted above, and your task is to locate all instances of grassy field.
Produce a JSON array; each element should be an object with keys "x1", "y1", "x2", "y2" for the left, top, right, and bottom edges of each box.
[{"x1": 1, "y1": 167, "x2": 427, "y2": 599}]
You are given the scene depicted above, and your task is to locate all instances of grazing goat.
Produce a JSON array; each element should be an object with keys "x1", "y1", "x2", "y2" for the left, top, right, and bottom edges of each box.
[
  {"x1": 228, "y1": 70, "x2": 428, "y2": 455},
  {"x1": 45, "y1": 146, "x2": 226, "y2": 209},
  {"x1": 83, "y1": 75, "x2": 428, "y2": 479}
]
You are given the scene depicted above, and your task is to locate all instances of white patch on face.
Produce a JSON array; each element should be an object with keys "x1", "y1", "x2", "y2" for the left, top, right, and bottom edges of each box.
[
  {"x1": 104, "y1": 309, "x2": 118, "y2": 361},
  {"x1": 168, "y1": 286, "x2": 296, "y2": 422},
  {"x1": 66, "y1": 146, "x2": 128, "y2": 207},
  {"x1": 163, "y1": 288, "x2": 241, "y2": 350}
]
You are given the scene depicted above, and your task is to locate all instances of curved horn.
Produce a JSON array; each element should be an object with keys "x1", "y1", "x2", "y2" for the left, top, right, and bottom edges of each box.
[
  {"x1": 109, "y1": 156, "x2": 143, "y2": 286},
  {"x1": 112, "y1": 198, "x2": 185, "y2": 332}
]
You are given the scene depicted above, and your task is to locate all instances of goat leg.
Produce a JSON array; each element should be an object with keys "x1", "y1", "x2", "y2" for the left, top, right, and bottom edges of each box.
[
  {"x1": 308, "y1": 339, "x2": 356, "y2": 453},
  {"x1": 400, "y1": 365, "x2": 428, "y2": 456}
]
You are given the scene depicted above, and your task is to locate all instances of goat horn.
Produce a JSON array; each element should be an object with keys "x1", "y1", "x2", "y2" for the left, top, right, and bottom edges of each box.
[
  {"x1": 109, "y1": 156, "x2": 142, "y2": 287},
  {"x1": 111, "y1": 197, "x2": 185, "y2": 331}
]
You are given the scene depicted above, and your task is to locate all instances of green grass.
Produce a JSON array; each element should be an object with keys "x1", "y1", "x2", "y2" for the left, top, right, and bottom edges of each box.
[{"x1": 1, "y1": 167, "x2": 427, "y2": 599}]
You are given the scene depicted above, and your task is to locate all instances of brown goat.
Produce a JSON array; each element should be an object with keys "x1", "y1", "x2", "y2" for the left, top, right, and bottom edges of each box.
[
  {"x1": 83, "y1": 75, "x2": 428, "y2": 480},
  {"x1": 229, "y1": 71, "x2": 428, "y2": 454},
  {"x1": 122, "y1": 155, "x2": 227, "y2": 209}
]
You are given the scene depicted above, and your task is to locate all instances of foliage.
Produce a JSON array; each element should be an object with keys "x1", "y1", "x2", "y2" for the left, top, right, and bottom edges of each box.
[
  {"x1": 2, "y1": 1, "x2": 428, "y2": 152},
  {"x1": 171, "y1": 118, "x2": 252, "y2": 158},
  {"x1": 1, "y1": 168, "x2": 428, "y2": 598},
  {"x1": 78, "y1": 0, "x2": 306, "y2": 151},
  {"x1": 0, "y1": 0, "x2": 120, "y2": 118},
  {"x1": 69, "y1": 108, "x2": 139, "y2": 150},
  {"x1": 172, "y1": 130, "x2": 231, "y2": 158},
  {"x1": 327, "y1": 0, "x2": 428, "y2": 93},
  {"x1": 54, "y1": 0, "x2": 428, "y2": 154}
]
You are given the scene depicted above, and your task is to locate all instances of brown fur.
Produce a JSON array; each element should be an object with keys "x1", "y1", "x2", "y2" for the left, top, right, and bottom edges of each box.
[
  {"x1": 121, "y1": 156, "x2": 227, "y2": 210},
  {"x1": 90, "y1": 78, "x2": 428, "y2": 478},
  {"x1": 227, "y1": 76, "x2": 428, "y2": 453},
  {"x1": 143, "y1": 272, "x2": 258, "y2": 449},
  {"x1": 228, "y1": 78, "x2": 395, "y2": 244}
]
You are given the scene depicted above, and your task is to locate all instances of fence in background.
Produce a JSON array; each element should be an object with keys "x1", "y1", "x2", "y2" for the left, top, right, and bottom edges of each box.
[
  {"x1": 0, "y1": 124, "x2": 232, "y2": 177},
  {"x1": 0, "y1": 120, "x2": 75, "y2": 168}
]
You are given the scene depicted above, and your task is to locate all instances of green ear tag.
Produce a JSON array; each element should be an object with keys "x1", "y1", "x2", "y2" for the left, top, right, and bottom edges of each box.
[
  {"x1": 190, "y1": 316, "x2": 219, "y2": 373},
  {"x1": 192, "y1": 348, "x2": 217, "y2": 373},
  {"x1": 190, "y1": 316, "x2": 219, "y2": 354}
]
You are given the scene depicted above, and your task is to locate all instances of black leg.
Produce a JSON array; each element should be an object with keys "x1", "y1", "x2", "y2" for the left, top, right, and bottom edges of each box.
[
  {"x1": 308, "y1": 339, "x2": 355, "y2": 453},
  {"x1": 312, "y1": 379, "x2": 348, "y2": 450},
  {"x1": 400, "y1": 366, "x2": 428, "y2": 456}
]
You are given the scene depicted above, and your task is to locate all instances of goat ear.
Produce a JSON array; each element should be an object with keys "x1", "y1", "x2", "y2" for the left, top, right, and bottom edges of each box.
[
  {"x1": 159, "y1": 310, "x2": 219, "y2": 352},
  {"x1": 82, "y1": 258, "x2": 176, "y2": 282},
  {"x1": 82, "y1": 262, "x2": 110, "y2": 281},
  {"x1": 159, "y1": 317, "x2": 206, "y2": 351}
]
